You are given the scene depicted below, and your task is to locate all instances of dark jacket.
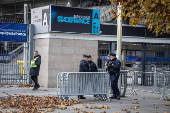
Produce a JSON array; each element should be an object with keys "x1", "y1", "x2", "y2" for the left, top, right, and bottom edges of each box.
[
  {"x1": 79, "y1": 60, "x2": 89, "y2": 72},
  {"x1": 30, "y1": 55, "x2": 41, "y2": 76},
  {"x1": 106, "y1": 58, "x2": 121, "y2": 75},
  {"x1": 88, "y1": 61, "x2": 98, "y2": 72}
]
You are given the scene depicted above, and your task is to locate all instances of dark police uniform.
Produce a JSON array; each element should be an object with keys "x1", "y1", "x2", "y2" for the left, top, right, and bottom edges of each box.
[
  {"x1": 106, "y1": 54, "x2": 121, "y2": 100},
  {"x1": 88, "y1": 61, "x2": 98, "y2": 72},
  {"x1": 30, "y1": 54, "x2": 41, "y2": 91},
  {"x1": 88, "y1": 56, "x2": 98, "y2": 97},
  {"x1": 79, "y1": 60, "x2": 90, "y2": 72},
  {"x1": 78, "y1": 55, "x2": 90, "y2": 99}
]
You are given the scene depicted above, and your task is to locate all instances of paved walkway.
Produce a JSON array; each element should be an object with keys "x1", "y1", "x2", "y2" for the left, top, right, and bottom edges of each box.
[{"x1": 0, "y1": 85, "x2": 170, "y2": 113}]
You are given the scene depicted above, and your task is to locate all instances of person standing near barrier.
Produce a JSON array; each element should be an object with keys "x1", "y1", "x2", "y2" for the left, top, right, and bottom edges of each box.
[
  {"x1": 30, "y1": 51, "x2": 41, "y2": 91},
  {"x1": 106, "y1": 53, "x2": 121, "y2": 100},
  {"x1": 88, "y1": 55, "x2": 98, "y2": 72},
  {"x1": 78, "y1": 54, "x2": 90, "y2": 99},
  {"x1": 88, "y1": 55, "x2": 98, "y2": 97}
]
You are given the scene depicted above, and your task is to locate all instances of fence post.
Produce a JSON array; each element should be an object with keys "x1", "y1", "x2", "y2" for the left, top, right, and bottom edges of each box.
[
  {"x1": 121, "y1": 70, "x2": 128, "y2": 97},
  {"x1": 130, "y1": 70, "x2": 137, "y2": 95},
  {"x1": 28, "y1": 24, "x2": 34, "y2": 84},
  {"x1": 153, "y1": 70, "x2": 161, "y2": 93},
  {"x1": 160, "y1": 73, "x2": 169, "y2": 100},
  {"x1": 119, "y1": 71, "x2": 122, "y2": 95},
  {"x1": 24, "y1": 4, "x2": 29, "y2": 84}
]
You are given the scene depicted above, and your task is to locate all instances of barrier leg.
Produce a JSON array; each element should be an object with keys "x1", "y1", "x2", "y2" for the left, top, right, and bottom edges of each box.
[
  {"x1": 160, "y1": 74, "x2": 169, "y2": 101},
  {"x1": 95, "y1": 94, "x2": 110, "y2": 101},
  {"x1": 129, "y1": 71, "x2": 137, "y2": 95},
  {"x1": 152, "y1": 72, "x2": 161, "y2": 94},
  {"x1": 58, "y1": 95, "x2": 70, "y2": 100},
  {"x1": 121, "y1": 71, "x2": 127, "y2": 97}
]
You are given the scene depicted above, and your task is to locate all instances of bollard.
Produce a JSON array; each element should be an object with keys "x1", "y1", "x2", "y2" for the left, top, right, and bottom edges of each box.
[{"x1": 16, "y1": 60, "x2": 24, "y2": 75}]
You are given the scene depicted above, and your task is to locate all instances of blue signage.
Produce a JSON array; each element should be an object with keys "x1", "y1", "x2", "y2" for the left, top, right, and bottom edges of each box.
[
  {"x1": 0, "y1": 22, "x2": 28, "y2": 42},
  {"x1": 92, "y1": 9, "x2": 100, "y2": 34},
  {"x1": 50, "y1": 5, "x2": 100, "y2": 34},
  {"x1": 126, "y1": 56, "x2": 170, "y2": 62}
]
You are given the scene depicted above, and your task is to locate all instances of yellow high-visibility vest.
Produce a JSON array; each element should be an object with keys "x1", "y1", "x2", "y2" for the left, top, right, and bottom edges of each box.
[{"x1": 30, "y1": 57, "x2": 39, "y2": 68}]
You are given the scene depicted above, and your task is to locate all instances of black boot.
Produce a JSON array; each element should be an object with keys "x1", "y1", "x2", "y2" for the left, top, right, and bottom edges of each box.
[
  {"x1": 116, "y1": 94, "x2": 120, "y2": 100},
  {"x1": 110, "y1": 94, "x2": 117, "y2": 99},
  {"x1": 32, "y1": 87, "x2": 36, "y2": 91},
  {"x1": 94, "y1": 95, "x2": 97, "y2": 97},
  {"x1": 78, "y1": 95, "x2": 86, "y2": 99},
  {"x1": 32, "y1": 85, "x2": 40, "y2": 91}
]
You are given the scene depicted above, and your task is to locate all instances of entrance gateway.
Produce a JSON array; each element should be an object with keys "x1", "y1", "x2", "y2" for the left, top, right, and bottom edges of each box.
[
  {"x1": 31, "y1": 5, "x2": 170, "y2": 88},
  {"x1": 0, "y1": 22, "x2": 31, "y2": 85}
]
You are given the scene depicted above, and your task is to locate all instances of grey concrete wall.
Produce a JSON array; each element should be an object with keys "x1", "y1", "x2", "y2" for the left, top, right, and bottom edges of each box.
[
  {"x1": 34, "y1": 38, "x2": 49, "y2": 88},
  {"x1": 34, "y1": 38, "x2": 98, "y2": 88}
]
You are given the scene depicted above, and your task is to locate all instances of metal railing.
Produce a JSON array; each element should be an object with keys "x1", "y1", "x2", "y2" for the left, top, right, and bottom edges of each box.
[
  {"x1": 120, "y1": 70, "x2": 128, "y2": 97},
  {"x1": 0, "y1": 18, "x2": 24, "y2": 24},
  {"x1": 0, "y1": 74, "x2": 28, "y2": 85},
  {"x1": 57, "y1": 72, "x2": 110, "y2": 100},
  {"x1": 127, "y1": 71, "x2": 170, "y2": 100},
  {"x1": 56, "y1": 70, "x2": 129, "y2": 100},
  {"x1": 56, "y1": 69, "x2": 170, "y2": 100},
  {"x1": 98, "y1": 69, "x2": 128, "y2": 97},
  {"x1": 0, "y1": 42, "x2": 30, "y2": 85}
]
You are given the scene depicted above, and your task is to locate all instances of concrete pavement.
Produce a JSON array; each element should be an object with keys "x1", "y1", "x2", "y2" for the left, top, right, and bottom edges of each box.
[{"x1": 0, "y1": 85, "x2": 170, "y2": 113}]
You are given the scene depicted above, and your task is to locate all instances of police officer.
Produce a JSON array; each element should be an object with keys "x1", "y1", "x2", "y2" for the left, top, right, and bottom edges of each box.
[
  {"x1": 78, "y1": 54, "x2": 90, "y2": 99},
  {"x1": 88, "y1": 55, "x2": 98, "y2": 97},
  {"x1": 30, "y1": 51, "x2": 41, "y2": 91},
  {"x1": 106, "y1": 53, "x2": 121, "y2": 100},
  {"x1": 88, "y1": 55, "x2": 98, "y2": 72}
]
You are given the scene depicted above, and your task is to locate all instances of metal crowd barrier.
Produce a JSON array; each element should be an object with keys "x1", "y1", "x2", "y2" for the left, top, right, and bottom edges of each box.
[
  {"x1": 57, "y1": 72, "x2": 110, "y2": 100},
  {"x1": 127, "y1": 70, "x2": 170, "y2": 100},
  {"x1": 119, "y1": 70, "x2": 128, "y2": 97},
  {"x1": 126, "y1": 70, "x2": 139, "y2": 95},
  {"x1": 142, "y1": 72, "x2": 155, "y2": 92},
  {"x1": 127, "y1": 71, "x2": 156, "y2": 94},
  {"x1": 161, "y1": 71, "x2": 170, "y2": 100},
  {"x1": 0, "y1": 74, "x2": 28, "y2": 85},
  {"x1": 98, "y1": 69, "x2": 128, "y2": 97}
]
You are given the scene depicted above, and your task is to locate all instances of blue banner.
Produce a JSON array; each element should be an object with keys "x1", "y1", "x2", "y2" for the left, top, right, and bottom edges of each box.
[
  {"x1": 0, "y1": 22, "x2": 28, "y2": 42},
  {"x1": 92, "y1": 9, "x2": 100, "y2": 34},
  {"x1": 126, "y1": 56, "x2": 170, "y2": 62}
]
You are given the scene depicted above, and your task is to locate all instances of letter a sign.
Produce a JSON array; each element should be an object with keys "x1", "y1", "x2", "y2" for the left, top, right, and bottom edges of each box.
[
  {"x1": 42, "y1": 9, "x2": 49, "y2": 26},
  {"x1": 92, "y1": 10, "x2": 100, "y2": 34}
]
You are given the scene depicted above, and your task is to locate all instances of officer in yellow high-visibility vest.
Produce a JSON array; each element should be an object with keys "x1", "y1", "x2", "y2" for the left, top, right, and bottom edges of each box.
[{"x1": 30, "y1": 51, "x2": 41, "y2": 91}]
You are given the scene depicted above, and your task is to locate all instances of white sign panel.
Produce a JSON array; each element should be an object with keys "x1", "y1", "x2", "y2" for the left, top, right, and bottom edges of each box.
[{"x1": 31, "y1": 6, "x2": 49, "y2": 33}]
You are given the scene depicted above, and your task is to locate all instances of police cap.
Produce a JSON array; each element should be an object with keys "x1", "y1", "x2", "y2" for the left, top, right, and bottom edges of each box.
[
  {"x1": 110, "y1": 53, "x2": 116, "y2": 56},
  {"x1": 83, "y1": 54, "x2": 89, "y2": 58}
]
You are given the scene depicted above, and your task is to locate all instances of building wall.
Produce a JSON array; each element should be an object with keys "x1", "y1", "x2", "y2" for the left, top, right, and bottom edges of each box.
[
  {"x1": 34, "y1": 38, "x2": 98, "y2": 88},
  {"x1": 34, "y1": 38, "x2": 49, "y2": 88}
]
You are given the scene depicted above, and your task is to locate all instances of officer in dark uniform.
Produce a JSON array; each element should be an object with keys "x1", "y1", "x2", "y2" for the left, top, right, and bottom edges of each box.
[
  {"x1": 30, "y1": 51, "x2": 41, "y2": 91},
  {"x1": 88, "y1": 55, "x2": 98, "y2": 97},
  {"x1": 106, "y1": 53, "x2": 121, "y2": 100},
  {"x1": 78, "y1": 54, "x2": 90, "y2": 99},
  {"x1": 88, "y1": 55, "x2": 98, "y2": 72},
  {"x1": 79, "y1": 54, "x2": 90, "y2": 72}
]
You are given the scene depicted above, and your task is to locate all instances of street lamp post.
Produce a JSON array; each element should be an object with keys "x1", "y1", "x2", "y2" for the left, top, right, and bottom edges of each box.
[
  {"x1": 117, "y1": 3, "x2": 123, "y2": 95},
  {"x1": 117, "y1": 3, "x2": 122, "y2": 61}
]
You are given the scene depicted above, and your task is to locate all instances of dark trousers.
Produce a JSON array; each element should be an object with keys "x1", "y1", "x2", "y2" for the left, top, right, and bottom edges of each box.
[
  {"x1": 31, "y1": 76, "x2": 39, "y2": 88},
  {"x1": 110, "y1": 72, "x2": 120, "y2": 95}
]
